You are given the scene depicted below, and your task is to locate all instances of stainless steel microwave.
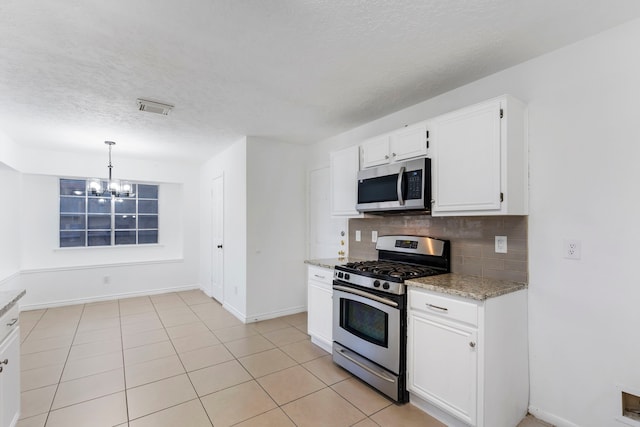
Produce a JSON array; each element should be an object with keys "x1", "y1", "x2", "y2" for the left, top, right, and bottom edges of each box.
[{"x1": 356, "y1": 158, "x2": 431, "y2": 213}]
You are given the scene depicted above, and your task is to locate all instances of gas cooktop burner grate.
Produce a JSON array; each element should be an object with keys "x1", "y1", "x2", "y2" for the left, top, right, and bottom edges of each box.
[{"x1": 342, "y1": 261, "x2": 443, "y2": 280}]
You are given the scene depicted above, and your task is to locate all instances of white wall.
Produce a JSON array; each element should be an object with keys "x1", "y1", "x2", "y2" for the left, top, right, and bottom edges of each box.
[
  {"x1": 0, "y1": 145, "x2": 201, "y2": 308},
  {"x1": 245, "y1": 137, "x2": 307, "y2": 320},
  {"x1": 199, "y1": 137, "x2": 308, "y2": 322},
  {"x1": 0, "y1": 163, "x2": 21, "y2": 287},
  {"x1": 199, "y1": 138, "x2": 248, "y2": 318},
  {"x1": 310, "y1": 18, "x2": 640, "y2": 427}
]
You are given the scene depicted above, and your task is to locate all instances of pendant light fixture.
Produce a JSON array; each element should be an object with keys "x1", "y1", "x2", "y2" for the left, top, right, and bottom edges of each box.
[{"x1": 88, "y1": 141, "x2": 132, "y2": 197}]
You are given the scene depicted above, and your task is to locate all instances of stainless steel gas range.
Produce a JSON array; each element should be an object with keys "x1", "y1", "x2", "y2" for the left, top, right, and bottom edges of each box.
[{"x1": 332, "y1": 235, "x2": 450, "y2": 403}]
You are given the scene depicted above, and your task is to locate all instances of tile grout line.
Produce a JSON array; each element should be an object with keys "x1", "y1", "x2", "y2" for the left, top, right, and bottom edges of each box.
[
  {"x1": 151, "y1": 292, "x2": 216, "y2": 426},
  {"x1": 42, "y1": 304, "x2": 85, "y2": 425},
  {"x1": 117, "y1": 297, "x2": 131, "y2": 426}
]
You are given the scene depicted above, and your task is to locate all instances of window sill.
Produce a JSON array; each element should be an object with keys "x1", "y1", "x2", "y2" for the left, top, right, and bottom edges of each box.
[{"x1": 54, "y1": 244, "x2": 165, "y2": 251}]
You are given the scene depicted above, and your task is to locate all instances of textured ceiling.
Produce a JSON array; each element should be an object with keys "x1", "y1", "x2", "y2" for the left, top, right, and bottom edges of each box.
[{"x1": 1, "y1": 0, "x2": 640, "y2": 162}]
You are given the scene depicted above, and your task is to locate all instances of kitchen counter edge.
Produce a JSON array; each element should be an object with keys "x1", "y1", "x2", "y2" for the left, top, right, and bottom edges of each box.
[
  {"x1": 0, "y1": 289, "x2": 26, "y2": 318},
  {"x1": 304, "y1": 258, "x2": 363, "y2": 269},
  {"x1": 406, "y1": 273, "x2": 527, "y2": 301}
]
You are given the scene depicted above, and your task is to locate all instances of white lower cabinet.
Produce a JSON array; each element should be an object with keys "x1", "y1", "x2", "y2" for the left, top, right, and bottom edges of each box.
[
  {"x1": 0, "y1": 305, "x2": 21, "y2": 427},
  {"x1": 410, "y1": 314, "x2": 478, "y2": 424},
  {"x1": 307, "y1": 265, "x2": 333, "y2": 353},
  {"x1": 407, "y1": 287, "x2": 528, "y2": 427}
]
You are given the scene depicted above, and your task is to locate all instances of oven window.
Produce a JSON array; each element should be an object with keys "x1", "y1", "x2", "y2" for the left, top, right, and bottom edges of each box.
[{"x1": 340, "y1": 299, "x2": 388, "y2": 347}]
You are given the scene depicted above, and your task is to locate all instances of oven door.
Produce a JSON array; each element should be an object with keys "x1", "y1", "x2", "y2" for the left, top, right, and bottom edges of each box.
[{"x1": 332, "y1": 285, "x2": 401, "y2": 374}]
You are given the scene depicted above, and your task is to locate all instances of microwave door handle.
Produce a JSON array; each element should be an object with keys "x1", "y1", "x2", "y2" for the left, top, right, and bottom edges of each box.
[{"x1": 396, "y1": 166, "x2": 405, "y2": 205}]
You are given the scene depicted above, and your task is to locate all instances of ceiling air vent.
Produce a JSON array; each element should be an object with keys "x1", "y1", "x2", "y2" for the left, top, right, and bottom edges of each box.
[{"x1": 137, "y1": 99, "x2": 174, "y2": 115}]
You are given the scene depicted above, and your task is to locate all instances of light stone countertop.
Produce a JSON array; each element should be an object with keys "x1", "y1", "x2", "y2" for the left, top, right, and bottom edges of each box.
[
  {"x1": 304, "y1": 258, "x2": 364, "y2": 269},
  {"x1": 0, "y1": 289, "x2": 26, "y2": 318},
  {"x1": 406, "y1": 273, "x2": 527, "y2": 301}
]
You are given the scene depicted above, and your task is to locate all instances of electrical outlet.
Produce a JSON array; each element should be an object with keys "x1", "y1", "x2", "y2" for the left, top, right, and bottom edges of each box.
[
  {"x1": 495, "y1": 236, "x2": 507, "y2": 253},
  {"x1": 355, "y1": 230, "x2": 361, "y2": 242},
  {"x1": 372, "y1": 231, "x2": 378, "y2": 243},
  {"x1": 103, "y1": 276, "x2": 110, "y2": 285},
  {"x1": 564, "y1": 239, "x2": 581, "y2": 259}
]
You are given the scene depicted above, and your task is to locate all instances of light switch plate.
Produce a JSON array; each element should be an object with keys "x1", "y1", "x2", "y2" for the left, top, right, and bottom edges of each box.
[
  {"x1": 355, "y1": 230, "x2": 361, "y2": 242},
  {"x1": 495, "y1": 236, "x2": 507, "y2": 253},
  {"x1": 372, "y1": 231, "x2": 378, "y2": 243}
]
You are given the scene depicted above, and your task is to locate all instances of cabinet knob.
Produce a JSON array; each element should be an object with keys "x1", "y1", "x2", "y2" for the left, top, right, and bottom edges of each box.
[
  {"x1": 384, "y1": 155, "x2": 389, "y2": 159},
  {"x1": 392, "y1": 152, "x2": 396, "y2": 157},
  {"x1": 469, "y1": 342, "x2": 476, "y2": 348},
  {"x1": 0, "y1": 366, "x2": 3, "y2": 373},
  {"x1": 0, "y1": 359, "x2": 7, "y2": 365}
]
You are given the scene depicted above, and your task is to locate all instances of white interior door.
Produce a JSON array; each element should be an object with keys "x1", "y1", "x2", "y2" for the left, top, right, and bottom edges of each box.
[{"x1": 211, "y1": 174, "x2": 224, "y2": 303}]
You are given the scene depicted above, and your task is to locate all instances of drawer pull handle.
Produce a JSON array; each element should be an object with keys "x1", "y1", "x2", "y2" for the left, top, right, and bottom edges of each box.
[
  {"x1": 426, "y1": 303, "x2": 448, "y2": 312},
  {"x1": 0, "y1": 359, "x2": 7, "y2": 365},
  {"x1": 6, "y1": 318, "x2": 18, "y2": 326},
  {"x1": 0, "y1": 366, "x2": 3, "y2": 373},
  {"x1": 314, "y1": 274, "x2": 325, "y2": 279}
]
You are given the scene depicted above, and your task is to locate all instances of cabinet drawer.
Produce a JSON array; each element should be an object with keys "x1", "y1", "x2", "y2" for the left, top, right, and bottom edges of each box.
[
  {"x1": 0, "y1": 304, "x2": 20, "y2": 343},
  {"x1": 307, "y1": 265, "x2": 333, "y2": 285},
  {"x1": 409, "y1": 289, "x2": 478, "y2": 326}
]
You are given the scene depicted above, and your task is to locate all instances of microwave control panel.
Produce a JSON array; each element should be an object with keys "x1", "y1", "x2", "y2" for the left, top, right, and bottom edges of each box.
[{"x1": 406, "y1": 170, "x2": 423, "y2": 200}]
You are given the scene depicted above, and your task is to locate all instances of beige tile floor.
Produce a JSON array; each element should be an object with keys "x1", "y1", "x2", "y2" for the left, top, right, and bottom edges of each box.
[{"x1": 16, "y1": 290, "x2": 551, "y2": 427}]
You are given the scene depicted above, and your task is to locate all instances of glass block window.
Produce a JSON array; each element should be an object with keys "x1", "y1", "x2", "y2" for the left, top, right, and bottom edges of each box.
[{"x1": 60, "y1": 179, "x2": 159, "y2": 247}]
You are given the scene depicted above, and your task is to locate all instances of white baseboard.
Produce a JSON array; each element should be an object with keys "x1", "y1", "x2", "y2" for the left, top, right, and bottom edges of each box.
[
  {"x1": 528, "y1": 405, "x2": 582, "y2": 427},
  {"x1": 409, "y1": 393, "x2": 469, "y2": 427},
  {"x1": 20, "y1": 284, "x2": 200, "y2": 311},
  {"x1": 310, "y1": 335, "x2": 332, "y2": 354},
  {"x1": 245, "y1": 305, "x2": 306, "y2": 323},
  {"x1": 223, "y1": 302, "x2": 247, "y2": 323},
  {"x1": 220, "y1": 303, "x2": 307, "y2": 324}
]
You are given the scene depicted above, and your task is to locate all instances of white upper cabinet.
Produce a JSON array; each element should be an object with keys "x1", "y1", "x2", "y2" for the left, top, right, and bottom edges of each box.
[
  {"x1": 390, "y1": 122, "x2": 429, "y2": 162},
  {"x1": 361, "y1": 135, "x2": 391, "y2": 168},
  {"x1": 330, "y1": 145, "x2": 361, "y2": 217},
  {"x1": 430, "y1": 95, "x2": 528, "y2": 216},
  {"x1": 361, "y1": 122, "x2": 429, "y2": 169}
]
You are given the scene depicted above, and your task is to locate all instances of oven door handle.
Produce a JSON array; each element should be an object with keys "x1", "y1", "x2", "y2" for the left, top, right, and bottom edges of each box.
[
  {"x1": 333, "y1": 285, "x2": 399, "y2": 308},
  {"x1": 337, "y1": 347, "x2": 396, "y2": 383}
]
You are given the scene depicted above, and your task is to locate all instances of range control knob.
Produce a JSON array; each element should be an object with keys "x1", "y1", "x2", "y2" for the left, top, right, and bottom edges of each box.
[
  {"x1": 373, "y1": 280, "x2": 381, "y2": 288},
  {"x1": 338, "y1": 272, "x2": 344, "y2": 279},
  {"x1": 382, "y1": 282, "x2": 390, "y2": 290},
  {"x1": 344, "y1": 273, "x2": 350, "y2": 280}
]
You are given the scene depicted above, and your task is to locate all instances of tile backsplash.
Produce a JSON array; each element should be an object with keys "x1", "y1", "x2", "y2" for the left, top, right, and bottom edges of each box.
[{"x1": 348, "y1": 215, "x2": 528, "y2": 283}]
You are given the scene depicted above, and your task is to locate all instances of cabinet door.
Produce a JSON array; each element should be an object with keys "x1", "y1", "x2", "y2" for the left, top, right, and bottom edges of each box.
[
  {"x1": 307, "y1": 281, "x2": 333, "y2": 352},
  {"x1": 408, "y1": 313, "x2": 477, "y2": 426},
  {"x1": 431, "y1": 99, "x2": 502, "y2": 215},
  {"x1": 390, "y1": 123, "x2": 428, "y2": 162},
  {"x1": 0, "y1": 328, "x2": 20, "y2": 427},
  {"x1": 361, "y1": 135, "x2": 391, "y2": 168},
  {"x1": 330, "y1": 146, "x2": 360, "y2": 216}
]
